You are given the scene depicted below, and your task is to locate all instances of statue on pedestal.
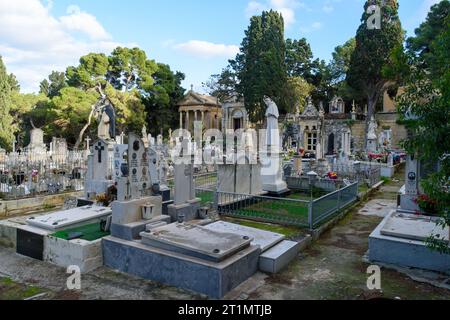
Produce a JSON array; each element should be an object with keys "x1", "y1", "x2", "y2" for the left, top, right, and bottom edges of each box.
[{"x1": 96, "y1": 100, "x2": 116, "y2": 141}]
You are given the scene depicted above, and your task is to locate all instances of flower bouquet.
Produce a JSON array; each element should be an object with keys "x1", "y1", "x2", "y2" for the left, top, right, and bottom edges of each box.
[{"x1": 415, "y1": 194, "x2": 438, "y2": 216}]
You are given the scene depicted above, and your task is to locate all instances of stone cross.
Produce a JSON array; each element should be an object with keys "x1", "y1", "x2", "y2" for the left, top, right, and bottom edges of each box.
[
  {"x1": 95, "y1": 142, "x2": 105, "y2": 163},
  {"x1": 85, "y1": 136, "x2": 91, "y2": 151}
]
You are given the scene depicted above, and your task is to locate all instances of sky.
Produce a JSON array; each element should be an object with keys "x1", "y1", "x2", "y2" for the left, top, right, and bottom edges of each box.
[{"x1": 0, "y1": 0, "x2": 443, "y2": 94}]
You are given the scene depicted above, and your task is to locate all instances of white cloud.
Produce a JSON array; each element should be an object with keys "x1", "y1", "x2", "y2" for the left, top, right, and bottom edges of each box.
[
  {"x1": 0, "y1": 0, "x2": 127, "y2": 93},
  {"x1": 245, "y1": 0, "x2": 306, "y2": 27},
  {"x1": 60, "y1": 5, "x2": 111, "y2": 40},
  {"x1": 323, "y1": 4, "x2": 334, "y2": 14},
  {"x1": 174, "y1": 40, "x2": 239, "y2": 59},
  {"x1": 299, "y1": 21, "x2": 323, "y2": 34}
]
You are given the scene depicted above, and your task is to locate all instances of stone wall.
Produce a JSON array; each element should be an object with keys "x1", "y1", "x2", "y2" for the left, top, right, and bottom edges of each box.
[
  {"x1": 0, "y1": 191, "x2": 83, "y2": 217},
  {"x1": 376, "y1": 112, "x2": 407, "y2": 149},
  {"x1": 351, "y1": 122, "x2": 367, "y2": 152}
]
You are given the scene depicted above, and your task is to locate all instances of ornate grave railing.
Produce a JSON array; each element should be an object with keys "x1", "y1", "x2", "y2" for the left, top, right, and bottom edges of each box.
[
  {"x1": 310, "y1": 182, "x2": 359, "y2": 228},
  {"x1": 166, "y1": 171, "x2": 218, "y2": 202},
  {"x1": 286, "y1": 176, "x2": 341, "y2": 193},
  {"x1": 330, "y1": 163, "x2": 381, "y2": 187},
  {"x1": 0, "y1": 151, "x2": 87, "y2": 200},
  {"x1": 215, "y1": 181, "x2": 359, "y2": 230},
  {"x1": 216, "y1": 191, "x2": 310, "y2": 228}
]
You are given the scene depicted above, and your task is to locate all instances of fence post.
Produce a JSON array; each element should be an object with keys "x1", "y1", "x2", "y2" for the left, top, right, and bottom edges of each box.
[
  {"x1": 308, "y1": 201, "x2": 314, "y2": 230},
  {"x1": 337, "y1": 187, "x2": 342, "y2": 210},
  {"x1": 213, "y1": 191, "x2": 219, "y2": 212}
]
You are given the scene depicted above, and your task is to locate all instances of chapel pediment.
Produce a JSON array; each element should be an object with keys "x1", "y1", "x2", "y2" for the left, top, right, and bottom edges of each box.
[{"x1": 300, "y1": 99, "x2": 320, "y2": 118}]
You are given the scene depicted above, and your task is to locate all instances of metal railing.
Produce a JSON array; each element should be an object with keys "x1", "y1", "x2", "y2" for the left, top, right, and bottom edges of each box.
[
  {"x1": 329, "y1": 163, "x2": 381, "y2": 187},
  {"x1": 166, "y1": 171, "x2": 217, "y2": 202},
  {"x1": 0, "y1": 151, "x2": 87, "y2": 200},
  {"x1": 216, "y1": 181, "x2": 359, "y2": 229},
  {"x1": 310, "y1": 182, "x2": 359, "y2": 228},
  {"x1": 216, "y1": 191, "x2": 310, "y2": 228}
]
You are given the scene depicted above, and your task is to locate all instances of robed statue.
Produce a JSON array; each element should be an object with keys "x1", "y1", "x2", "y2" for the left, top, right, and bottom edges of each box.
[{"x1": 96, "y1": 99, "x2": 116, "y2": 140}]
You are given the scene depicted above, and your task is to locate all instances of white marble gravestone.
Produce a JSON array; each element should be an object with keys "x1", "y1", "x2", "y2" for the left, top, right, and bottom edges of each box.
[
  {"x1": 399, "y1": 154, "x2": 421, "y2": 213},
  {"x1": 27, "y1": 205, "x2": 112, "y2": 231},
  {"x1": 84, "y1": 139, "x2": 115, "y2": 199},
  {"x1": 113, "y1": 144, "x2": 128, "y2": 181},
  {"x1": 260, "y1": 97, "x2": 288, "y2": 195},
  {"x1": 147, "y1": 147, "x2": 160, "y2": 189},
  {"x1": 168, "y1": 159, "x2": 201, "y2": 222},
  {"x1": 128, "y1": 133, "x2": 151, "y2": 200},
  {"x1": 157, "y1": 134, "x2": 163, "y2": 146}
]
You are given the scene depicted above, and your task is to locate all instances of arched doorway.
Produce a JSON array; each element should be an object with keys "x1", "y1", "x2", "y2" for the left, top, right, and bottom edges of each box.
[{"x1": 327, "y1": 133, "x2": 335, "y2": 155}]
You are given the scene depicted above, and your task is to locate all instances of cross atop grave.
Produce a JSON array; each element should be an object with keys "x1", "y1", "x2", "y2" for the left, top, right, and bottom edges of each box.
[
  {"x1": 95, "y1": 142, "x2": 105, "y2": 163},
  {"x1": 85, "y1": 136, "x2": 91, "y2": 151}
]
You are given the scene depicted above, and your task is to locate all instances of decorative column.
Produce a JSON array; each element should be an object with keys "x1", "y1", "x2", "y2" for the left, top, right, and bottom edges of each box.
[
  {"x1": 179, "y1": 111, "x2": 183, "y2": 129},
  {"x1": 186, "y1": 110, "x2": 190, "y2": 132}
]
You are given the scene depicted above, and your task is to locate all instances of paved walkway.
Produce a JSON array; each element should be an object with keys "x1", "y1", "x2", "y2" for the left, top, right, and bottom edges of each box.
[{"x1": 242, "y1": 168, "x2": 450, "y2": 300}]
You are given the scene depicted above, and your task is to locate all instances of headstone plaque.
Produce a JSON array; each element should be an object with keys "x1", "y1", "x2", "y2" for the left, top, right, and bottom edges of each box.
[
  {"x1": 113, "y1": 144, "x2": 128, "y2": 181},
  {"x1": 128, "y1": 133, "x2": 150, "y2": 199},
  {"x1": 148, "y1": 147, "x2": 160, "y2": 188},
  {"x1": 405, "y1": 155, "x2": 419, "y2": 196},
  {"x1": 92, "y1": 140, "x2": 109, "y2": 181}
]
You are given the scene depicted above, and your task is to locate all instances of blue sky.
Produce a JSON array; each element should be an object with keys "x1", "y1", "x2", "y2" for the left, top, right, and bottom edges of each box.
[{"x1": 0, "y1": 0, "x2": 442, "y2": 93}]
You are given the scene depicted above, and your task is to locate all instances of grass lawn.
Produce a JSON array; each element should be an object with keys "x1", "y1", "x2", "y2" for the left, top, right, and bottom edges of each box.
[
  {"x1": 358, "y1": 184, "x2": 369, "y2": 194},
  {"x1": 197, "y1": 190, "x2": 214, "y2": 205},
  {"x1": 51, "y1": 223, "x2": 110, "y2": 241},
  {"x1": 230, "y1": 198, "x2": 309, "y2": 226},
  {"x1": 0, "y1": 277, "x2": 45, "y2": 300},
  {"x1": 287, "y1": 192, "x2": 312, "y2": 201}
]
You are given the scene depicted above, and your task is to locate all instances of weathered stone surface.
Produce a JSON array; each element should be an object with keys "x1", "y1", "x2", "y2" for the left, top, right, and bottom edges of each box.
[
  {"x1": 259, "y1": 240, "x2": 300, "y2": 274},
  {"x1": 27, "y1": 205, "x2": 112, "y2": 231},
  {"x1": 102, "y1": 236, "x2": 260, "y2": 299},
  {"x1": 203, "y1": 221, "x2": 284, "y2": 252},
  {"x1": 381, "y1": 212, "x2": 449, "y2": 242},
  {"x1": 369, "y1": 212, "x2": 450, "y2": 275},
  {"x1": 140, "y1": 223, "x2": 252, "y2": 262}
]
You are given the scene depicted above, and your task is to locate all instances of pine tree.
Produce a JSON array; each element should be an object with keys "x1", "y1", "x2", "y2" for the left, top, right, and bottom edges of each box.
[
  {"x1": 234, "y1": 10, "x2": 287, "y2": 123},
  {"x1": 347, "y1": 0, "x2": 403, "y2": 144}
]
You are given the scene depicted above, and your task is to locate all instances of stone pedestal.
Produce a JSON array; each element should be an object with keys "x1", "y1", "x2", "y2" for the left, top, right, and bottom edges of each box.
[
  {"x1": 168, "y1": 198, "x2": 201, "y2": 223},
  {"x1": 260, "y1": 151, "x2": 288, "y2": 195},
  {"x1": 367, "y1": 139, "x2": 377, "y2": 153}
]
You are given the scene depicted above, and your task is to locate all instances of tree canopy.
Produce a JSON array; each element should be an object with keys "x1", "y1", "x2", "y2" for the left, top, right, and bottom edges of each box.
[
  {"x1": 0, "y1": 56, "x2": 15, "y2": 151},
  {"x1": 397, "y1": 4, "x2": 450, "y2": 253},
  {"x1": 347, "y1": 0, "x2": 404, "y2": 131},
  {"x1": 232, "y1": 10, "x2": 287, "y2": 123}
]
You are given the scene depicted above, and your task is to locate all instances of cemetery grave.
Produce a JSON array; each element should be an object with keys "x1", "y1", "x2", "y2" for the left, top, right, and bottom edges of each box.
[{"x1": 51, "y1": 222, "x2": 110, "y2": 242}]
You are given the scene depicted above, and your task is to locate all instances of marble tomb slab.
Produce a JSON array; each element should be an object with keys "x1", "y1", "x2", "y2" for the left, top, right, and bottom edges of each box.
[
  {"x1": 140, "y1": 223, "x2": 253, "y2": 262},
  {"x1": 27, "y1": 205, "x2": 112, "y2": 231},
  {"x1": 381, "y1": 212, "x2": 449, "y2": 243},
  {"x1": 203, "y1": 221, "x2": 284, "y2": 252}
]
